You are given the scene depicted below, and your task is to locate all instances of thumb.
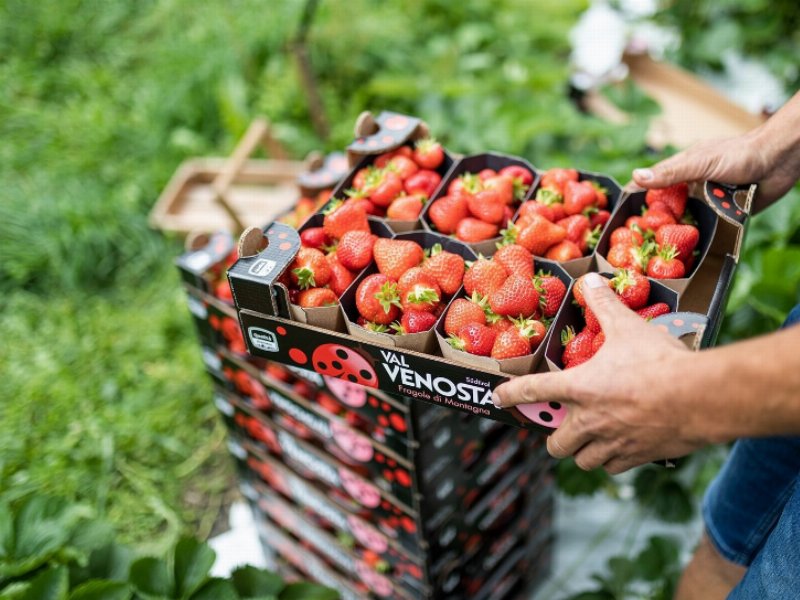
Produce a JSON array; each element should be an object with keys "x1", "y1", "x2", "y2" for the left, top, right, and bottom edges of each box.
[
  {"x1": 632, "y1": 148, "x2": 714, "y2": 189},
  {"x1": 492, "y1": 370, "x2": 572, "y2": 409},
  {"x1": 581, "y1": 273, "x2": 643, "y2": 337}
]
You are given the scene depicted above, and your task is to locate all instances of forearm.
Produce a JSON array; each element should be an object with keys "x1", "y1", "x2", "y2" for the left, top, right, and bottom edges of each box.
[
  {"x1": 680, "y1": 324, "x2": 800, "y2": 443},
  {"x1": 751, "y1": 91, "x2": 800, "y2": 213}
]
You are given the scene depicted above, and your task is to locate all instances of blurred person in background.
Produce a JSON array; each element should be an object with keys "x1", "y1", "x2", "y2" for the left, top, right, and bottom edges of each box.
[{"x1": 494, "y1": 90, "x2": 800, "y2": 599}]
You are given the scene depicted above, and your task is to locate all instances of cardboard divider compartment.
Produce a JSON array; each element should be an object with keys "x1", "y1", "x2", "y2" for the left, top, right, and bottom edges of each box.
[
  {"x1": 436, "y1": 258, "x2": 573, "y2": 376},
  {"x1": 340, "y1": 230, "x2": 478, "y2": 354},
  {"x1": 515, "y1": 169, "x2": 623, "y2": 278},
  {"x1": 594, "y1": 190, "x2": 719, "y2": 295},
  {"x1": 420, "y1": 153, "x2": 540, "y2": 256}
]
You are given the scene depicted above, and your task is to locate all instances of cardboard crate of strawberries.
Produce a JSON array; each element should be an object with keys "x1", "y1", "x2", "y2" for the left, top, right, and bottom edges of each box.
[{"x1": 227, "y1": 110, "x2": 757, "y2": 434}]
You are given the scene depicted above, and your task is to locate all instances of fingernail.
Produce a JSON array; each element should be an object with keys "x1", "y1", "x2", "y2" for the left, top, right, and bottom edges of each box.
[
  {"x1": 633, "y1": 168, "x2": 654, "y2": 182},
  {"x1": 492, "y1": 392, "x2": 502, "y2": 408},
  {"x1": 583, "y1": 273, "x2": 605, "y2": 288}
]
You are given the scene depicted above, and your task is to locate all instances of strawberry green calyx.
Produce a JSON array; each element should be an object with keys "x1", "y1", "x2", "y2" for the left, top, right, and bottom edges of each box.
[
  {"x1": 447, "y1": 333, "x2": 466, "y2": 351},
  {"x1": 511, "y1": 316, "x2": 538, "y2": 340},
  {"x1": 344, "y1": 187, "x2": 369, "y2": 199},
  {"x1": 536, "y1": 188, "x2": 563, "y2": 206},
  {"x1": 658, "y1": 244, "x2": 680, "y2": 261},
  {"x1": 459, "y1": 172, "x2": 482, "y2": 195},
  {"x1": 560, "y1": 325, "x2": 576, "y2": 347},
  {"x1": 499, "y1": 223, "x2": 519, "y2": 246},
  {"x1": 390, "y1": 321, "x2": 406, "y2": 335},
  {"x1": 589, "y1": 181, "x2": 608, "y2": 196},
  {"x1": 292, "y1": 266, "x2": 316, "y2": 289},
  {"x1": 429, "y1": 243, "x2": 443, "y2": 257},
  {"x1": 414, "y1": 137, "x2": 439, "y2": 153},
  {"x1": 586, "y1": 224, "x2": 602, "y2": 251},
  {"x1": 374, "y1": 282, "x2": 401, "y2": 313},
  {"x1": 406, "y1": 287, "x2": 439, "y2": 305},
  {"x1": 610, "y1": 268, "x2": 636, "y2": 294},
  {"x1": 512, "y1": 178, "x2": 528, "y2": 201},
  {"x1": 634, "y1": 240, "x2": 657, "y2": 271},
  {"x1": 681, "y1": 212, "x2": 698, "y2": 226},
  {"x1": 322, "y1": 199, "x2": 343, "y2": 215},
  {"x1": 365, "y1": 321, "x2": 390, "y2": 333},
  {"x1": 470, "y1": 291, "x2": 500, "y2": 323}
]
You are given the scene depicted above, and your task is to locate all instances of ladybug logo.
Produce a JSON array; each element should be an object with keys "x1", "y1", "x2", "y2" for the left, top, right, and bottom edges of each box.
[
  {"x1": 248, "y1": 328, "x2": 279, "y2": 352},
  {"x1": 311, "y1": 344, "x2": 378, "y2": 388}
]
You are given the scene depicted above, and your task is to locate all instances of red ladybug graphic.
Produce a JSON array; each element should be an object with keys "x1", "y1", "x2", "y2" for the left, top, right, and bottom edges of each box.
[{"x1": 311, "y1": 344, "x2": 378, "y2": 387}]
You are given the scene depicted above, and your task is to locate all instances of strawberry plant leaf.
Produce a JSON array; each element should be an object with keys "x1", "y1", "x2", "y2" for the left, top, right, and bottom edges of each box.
[
  {"x1": 279, "y1": 582, "x2": 338, "y2": 600},
  {"x1": 21, "y1": 566, "x2": 68, "y2": 600},
  {"x1": 173, "y1": 537, "x2": 216, "y2": 598},
  {"x1": 68, "y1": 580, "x2": 132, "y2": 600},
  {"x1": 129, "y1": 557, "x2": 173, "y2": 598},
  {"x1": 230, "y1": 565, "x2": 284, "y2": 597},
  {"x1": 188, "y1": 578, "x2": 238, "y2": 600}
]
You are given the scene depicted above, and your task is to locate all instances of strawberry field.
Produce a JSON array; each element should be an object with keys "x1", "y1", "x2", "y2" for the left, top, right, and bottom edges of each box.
[{"x1": 1, "y1": 0, "x2": 799, "y2": 597}]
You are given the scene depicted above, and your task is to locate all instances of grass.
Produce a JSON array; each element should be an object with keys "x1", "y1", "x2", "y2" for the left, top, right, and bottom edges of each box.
[{"x1": 1, "y1": 0, "x2": 798, "y2": 567}]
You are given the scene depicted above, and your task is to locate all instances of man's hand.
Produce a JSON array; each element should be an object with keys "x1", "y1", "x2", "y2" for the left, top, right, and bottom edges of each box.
[
  {"x1": 492, "y1": 273, "x2": 711, "y2": 474},
  {"x1": 632, "y1": 91, "x2": 800, "y2": 212}
]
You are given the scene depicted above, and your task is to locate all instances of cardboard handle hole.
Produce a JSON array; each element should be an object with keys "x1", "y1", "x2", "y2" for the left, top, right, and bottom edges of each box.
[
  {"x1": 354, "y1": 111, "x2": 379, "y2": 137},
  {"x1": 238, "y1": 226, "x2": 268, "y2": 258},
  {"x1": 185, "y1": 231, "x2": 210, "y2": 252}
]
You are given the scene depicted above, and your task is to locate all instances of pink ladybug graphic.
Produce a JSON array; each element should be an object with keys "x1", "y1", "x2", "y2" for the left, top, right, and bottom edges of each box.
[
  {"x1": 312, "y1": 344, "x2": 378, "y2": 387},
  {"x1": 516, "y1": 401, "x2": 567, "y2": 428},
  {"x1": 347, "y1": 514, "x2": 388, "y2": 554},
  {"x1": 338, "y1": 467, "x2": 381, "y2": 508},
  {"x1": 330, "y1": 420, "x2": 374, "y2": 462},
  {"x1": 324, "y1": 376, "x2": 368, "y2": 407}
]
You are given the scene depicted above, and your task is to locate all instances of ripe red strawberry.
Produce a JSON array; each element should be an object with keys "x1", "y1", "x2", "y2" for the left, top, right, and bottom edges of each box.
[
  {"x1": 525, "y1": 319, "x2": 548, "y2": 351},
  {"x1": 373, "y1": 238, "x2": 424, "y2": 280},
  {"x1": 448, "y1": 323, "x2": 497, "y2": 356},
  {"x1": 563, "y1": 180, "x2": 598, "y2": 216},
  {"x1": 493, "y1": 244, "x2": 534, "y2": 279},
  {"x1": 534, "y1": 273, "x2": 566, "y2": 318},
  {"x1": 610, "y1": 227, "x2": 644, "y2": 247},
  {"x1": 483, "y1": 176, "x2": 515, "y2": 205},
  {"x1": 404, "y1": 169, "x2": 442, "y2": 197},
  {"x1": 646, "y1": 182, "x2": 689, "y2": 220},
  {"x1": 589, "y1": 209, "x2": 611, "y2": 229},
  {"x1": 488, "y1": 275, "x2": 540, "y2": 318},
  {"x1": 214, "y1": 279, "x2": 233, "y2": 303},
  {"x1": 636, "y1": 302, "x2": 671, "y2": 321},
  {"x1": 540, "y1": 168, "x2": 578, "y2": 195},
  {"x1": 625, "y1": 215, "x2": 645, "y2": 230},
  {"x1": 463, "y1": 258, "x2": 507, "y2": 298},
  {"x1": 607, "y1": 243, "x2": 644, "y2": 272},
  {"x1": 422, "y1": 244, "x2": 465, "y2": 295},
  {"x1": 386, "y1": 195, "x2": 425, "y2": 220},
  {"x1": 591, "y1": 331, "x2": 605, "y2": 354},
  {"x1": 590, "y1": 182, "x2": 609, "y2": 209},
  {"x1": 646, "y1": 245, "x2": 686, "y2": 279},
  {"x1": 489, "y1": 317, "x2": 515, "y2": 332},
  {"x1": 490, "y1": 328, "x2": 532, "y2": 359},
  {"x1": 290, "y1": 247, "x2": 332, "y2": 289},
  {"x1": 336, "y1": 230, "x2": 376, "y2": 271},
  {"x1": 387, "y1": 155, "x2": 419, "y2": 181},
  {"x1": 355, "y1": 274, "x2": 401, "y2": 325},
  {"x1": 557, "y1": 214, "x2": 591, "y2": 249},
  {"x1": 393, "y1": 310, "x2": 437, "y2": 334},
  {"x1": 428, "y1": 195, "x2": 469, "y2": 234},
  {"x1": 517, "y1": 201, "x2": 555, "y2": 223},
  {"x1": 363, "y1": 169, "x2": 404, "y2": 207},
  {"x1": 444, "y1": 298, "x2": 486, "y2": 336},
  {"x1": 561, "y1": 326, "x2": 596, "y2": 368},
  {"x1": 297, "y1": 288, "x2": 338, "y2": 308},
  {"x1": 545, "y1": 240, "x2": 582, "y2": 261},
  {"x1": 655, "y1": 224, "x2": 699, "y2": 263},
  {"x1": 609, "y1": 269, "x2": 650, "y2": 309},
  {"x1": 584, "y1": 306, "x2": 601, "y2": 333},
  {"x1": 467, "y1": 190, "x2": 505, "y2": 224},
  {"x1": 412, "y1": 138, "x2": 444, "y2": 170},
  {"x1": 641, "y1": 208, "x2": 676, "y2": 232},
  {"x1": 448, "y1": 172, "x2": 482, "y2": 197},
  {"x1": 326, "y1": 254, "x2": 355, "y2": 296},
  {"x1": 456, "y1": 218, "x2": 499, "y2": 242},
  {"x1": 397, "y1": 268, "x2": 441, "y2": 312},
  {"x1": 499, "y1": 165, "x2": 535, "y2": 187},
  {"x1": 323, "y1": 201, "x2": 370, "y2": 240},
  {"x1": 513, "y1": 216, "x2": 568, "y2": 256},
  {"x1": 300, "y1": 227, "x2": 330, "y2": 249}
]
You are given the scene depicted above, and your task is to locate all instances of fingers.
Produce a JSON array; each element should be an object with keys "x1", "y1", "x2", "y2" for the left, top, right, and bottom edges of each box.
[
  {"x1": 492, "y1": 371, "x2": 572, "y2": 409},
  {"x1": 602, "y1": 456, "x2": 641, "y2": 475},
  {"x1": 580, "y1": 273, "x2": 642, "y2": 337},
  {"x1": 632, "y1": 146, "x2": 715, "y2": 189},
  {"x1": 546, "y1": 413, "x2": 592, "y2": 459},
  {"x1": 572, "y1": 440, "x2": 618, "y2": 471}
]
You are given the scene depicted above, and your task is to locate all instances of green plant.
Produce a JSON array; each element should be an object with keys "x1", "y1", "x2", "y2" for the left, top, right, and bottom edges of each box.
[{"x1": 0, "y1": 495, "x2": 336, "y2": 600}]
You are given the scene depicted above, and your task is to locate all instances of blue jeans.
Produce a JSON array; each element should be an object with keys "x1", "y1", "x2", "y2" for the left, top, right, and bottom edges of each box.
[{"x1": 702, "y1": 305, "x2": 800, "y2": 598}]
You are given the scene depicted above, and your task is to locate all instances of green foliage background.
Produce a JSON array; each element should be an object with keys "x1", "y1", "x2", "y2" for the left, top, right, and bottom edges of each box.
[{"x1": 0, "y1": 0, "x2": 798, "y2": 593}]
